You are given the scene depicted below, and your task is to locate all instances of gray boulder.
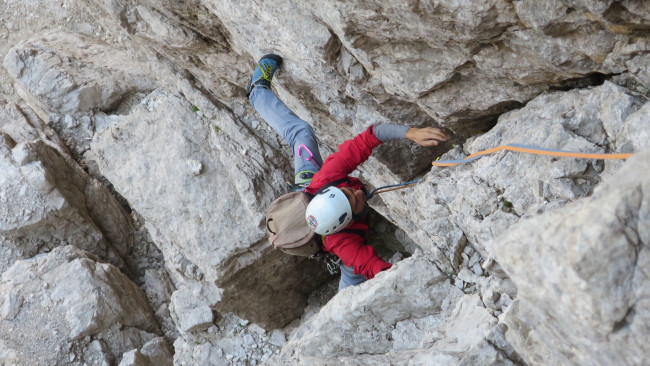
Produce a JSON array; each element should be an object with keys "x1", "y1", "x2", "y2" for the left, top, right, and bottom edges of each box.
[
  {"x1": 0, "y1": 109, "x2": 134, "y2": 273},
  {"x1": 0, "y1": 245, "x2": 162, "y2": 366},
  {"x1": 494, "y1": 148, "x2": 650, "y2": 366},
  {"x1": 279, "y1": 252, "x2": 519, "y2": 365},
  {"x1": 3, "y1": 31, "x2": 155, "y2": 120},
  {"x1": 119, "y1": 337, "x2": 173, "y2": 366}
]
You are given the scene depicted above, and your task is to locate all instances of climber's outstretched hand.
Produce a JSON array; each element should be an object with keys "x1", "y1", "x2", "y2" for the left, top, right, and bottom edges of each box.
[{"x1": 406, "y1": 127, "x2": 450, "y2": 146}]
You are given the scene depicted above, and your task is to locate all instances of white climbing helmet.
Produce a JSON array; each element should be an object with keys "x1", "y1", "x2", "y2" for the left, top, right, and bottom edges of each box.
[{"x1": 305, "y1": 187, "x2": 352, "y2": 235}]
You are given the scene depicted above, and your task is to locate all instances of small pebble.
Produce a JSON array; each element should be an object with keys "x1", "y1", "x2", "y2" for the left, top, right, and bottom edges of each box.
[
  {"x1": 468, "y1": 252, "x2": 480, "y2": 267},
  {"x1": 472, "y1": 263, "x2": 483, "y2": 276}
]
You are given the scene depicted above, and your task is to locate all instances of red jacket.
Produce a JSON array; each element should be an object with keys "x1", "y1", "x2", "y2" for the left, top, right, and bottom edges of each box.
[{"x1": 305, "y1": 126, "x2": 392, "y2": 279}]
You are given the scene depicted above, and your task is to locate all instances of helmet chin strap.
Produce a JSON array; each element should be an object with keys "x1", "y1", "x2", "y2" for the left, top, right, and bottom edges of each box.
[{"x1": 352, "y1": 202, "x2": 369, "y2": 221}]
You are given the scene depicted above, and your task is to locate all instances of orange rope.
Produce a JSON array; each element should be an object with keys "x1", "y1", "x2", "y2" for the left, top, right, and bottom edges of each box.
[{"x1": 433, "y1": 144, "x2": 634, "y2": 167}]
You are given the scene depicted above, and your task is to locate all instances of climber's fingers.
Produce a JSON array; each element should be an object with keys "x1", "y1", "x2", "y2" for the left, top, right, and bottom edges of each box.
[{"x1": 406, "y1": 127, "x2": 450, "y2": 147}]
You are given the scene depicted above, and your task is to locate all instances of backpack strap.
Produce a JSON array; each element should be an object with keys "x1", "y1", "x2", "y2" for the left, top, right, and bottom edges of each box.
[
  {"x1": 310, "y1": 177, "x2": 350, "y2": 197},
  {"x1": 319, "y1": 228, "x2": 367, "y2": 253}
]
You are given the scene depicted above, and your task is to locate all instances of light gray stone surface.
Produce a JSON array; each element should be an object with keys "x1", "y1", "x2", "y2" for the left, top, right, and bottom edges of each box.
[
  {"x1": 0, "y1": 246, "x2": 160, "y2": 366},
  {"x1": 173, "y1": 313, "x2": 285, "y2": 366},
  {"x1": 0, "y1": 104, "x2": 135, "y2": 273},
  {"x1": 169, "y1": 281, "x2": 219, "y2": 333},
  {"x1": 281, "y1": 253, "x2": 462, "y2": 360},
  {"x1": 119, "y1": 337, "x2": 173, "y2": 366},
  {"x1": 1, "y1": 0, "x2": 649, "y2": 365},
  {"x1": 494, "y1": 148, "x2": 650, "y2": 366},
  {"x1": 3, "y1": 32, "x2": 155, "y2": 119},
  {"x1": 66, "y1": 0, "x2": 650, "y2": 181},
  {"x1": 277, "y1": 252, "x2": 519, "y2": 365}
]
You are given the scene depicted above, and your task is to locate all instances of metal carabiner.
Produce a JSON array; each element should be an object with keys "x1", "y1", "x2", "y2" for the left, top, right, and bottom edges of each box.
[
  {"x1": 325, "y1": 255, "x2": 341, "y2": 275},
  {"x1": 297, "y1": 144, "x2": 320, "y2": 169}
]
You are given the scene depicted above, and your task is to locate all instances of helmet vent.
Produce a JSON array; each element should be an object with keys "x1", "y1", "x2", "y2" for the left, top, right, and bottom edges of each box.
[{"x1": 338, "y1": 213, "x2": 347, "y2": 224}]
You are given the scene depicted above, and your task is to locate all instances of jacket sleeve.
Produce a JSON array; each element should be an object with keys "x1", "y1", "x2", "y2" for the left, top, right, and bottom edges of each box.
[
  {"x1": 313, "y1": 126, "x2": 382, "y2": 184},
  {"x1": 324, "y1": 233, "x2": 392, "y2": 279}
]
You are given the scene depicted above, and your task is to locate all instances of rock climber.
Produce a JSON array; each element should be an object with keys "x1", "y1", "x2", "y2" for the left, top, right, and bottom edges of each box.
[{"x1": 247, "y1": 54, "x2": 449, "y2": 290}]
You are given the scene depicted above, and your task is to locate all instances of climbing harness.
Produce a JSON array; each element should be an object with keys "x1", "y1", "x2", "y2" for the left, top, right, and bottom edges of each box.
[
  {"x1": 297, "y1": 144, "x2": 321, "y2": 169},
  {"x1": 286, "y1": 181, "x2": 310, "y2": 192},
  {"x1": 432, "y1": 143, "x2": 634, "y2": 167},
  {"x1": 325, "y1": 255, "x2": 342, "y2": 274},
  {"x1": 310, "y1": 251, "x2": 342, "y2": 274}
]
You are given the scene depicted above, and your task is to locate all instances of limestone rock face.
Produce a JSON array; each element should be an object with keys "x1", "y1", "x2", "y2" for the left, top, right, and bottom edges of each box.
[
  {"x1": 1, "y1": 0, "x2": 650, "y2": 365},
  {"x1": 493, "y1": 148, "x2": 650, "y2": 366},
  {"x1": 3, "y1": 32, "x2": 155, "y2": 120},
  {"x1": 374, "y1": 82, "x2": 648, "y2": 273},
  {"x1": 0, "y1": 246, "x2": 160, "y2": 366},
  {"x1": 119, "y1": 337, "x2": 173, "y2": 366},
  {"x1": 90, "y1": 89, "x2": 331, "y2": 329},
  {"x1": 313, "y1": 81, "x2": 648, "y2": 366},
  {"x1": 77, "y1": 0, "x2": 650, "y2": 138},
  {"x1": 279, "y1": 252, "x2": 523, "y2": 365},
  {"x1": 282, "y1": 254, "x2": 460, "y2": 358},
  {"x1": 0, "y1": 102, "x2": 134, "y2": 273},
  {"x1": 66, "y1": 0, "x2": 650, "y2": 183}
]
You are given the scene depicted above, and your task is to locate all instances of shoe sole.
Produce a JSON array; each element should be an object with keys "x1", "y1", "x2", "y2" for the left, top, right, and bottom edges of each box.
[
  {"x1": 247, "y1": 54, "x2": 283, "y2": 97},
  {"x1": 259, "y1": 53, "x2": 283, "y2": 67}
]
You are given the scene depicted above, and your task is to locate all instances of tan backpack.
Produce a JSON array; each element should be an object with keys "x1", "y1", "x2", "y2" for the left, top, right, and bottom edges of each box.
[{"x1": 265, "y1": 191, "x2": 322, "y2": 256}]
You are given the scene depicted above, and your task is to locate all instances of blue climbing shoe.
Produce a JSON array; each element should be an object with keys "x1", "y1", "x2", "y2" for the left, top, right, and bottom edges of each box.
[{"x1": 246, "y1": 54, "x2": 283, "y2": 97}]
